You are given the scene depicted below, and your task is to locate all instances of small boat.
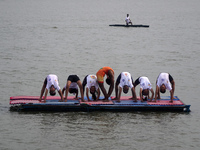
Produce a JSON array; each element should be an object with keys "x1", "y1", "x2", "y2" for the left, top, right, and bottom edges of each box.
[
  {"x1": 109, "y1": 24, "x2": 149, "y2": 28},
  {"x1": 9, "y1": 96, "x2": 190, "y2": 112}
]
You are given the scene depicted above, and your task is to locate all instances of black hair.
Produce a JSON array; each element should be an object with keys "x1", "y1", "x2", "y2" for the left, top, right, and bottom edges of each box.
[
  {"x1": 90, "y1": 91, "x2": 97, "y2": 100},
  {"x1": 106, "y1": 78, "x2": 111, "y2": 85},
  {"x1": 160, "y1": 88, "x2": 166, "y2": 93},
  {"x1": 142, "y1": 89, "x2": 149, "y2": 96},
  {"x1": 50, "y1": 91, "x2": 56, "y2": 96},
  {"x1": 69, "y1": 88, "x2": 78, "y2": 94},
  {"x1": 123, "y1": 85, "x2": 129, "y2": 94}
]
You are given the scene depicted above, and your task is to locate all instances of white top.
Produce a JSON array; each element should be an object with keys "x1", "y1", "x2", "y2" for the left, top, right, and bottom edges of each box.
[
  {"x1": 46, "y1": 74, "x2": 60, "y2": 91},
  {"x1": 86, "y1": 75, "x2": 99, "y2": 90},
  {"x1": 119, "y1": 72, "x2": 133, "y2": 88},
  {"x1": 125, "y1": 16, "x2": 131, "y2": 24},
  {"x1": 69, "y1": 82, "x2": 78, "y2": 89},
  {"x1": 157, "y1": 73, "x2": 172, "y2": 91},
  {"x1": 64, "y1": 82, "x2": 78, "y2": 89},
  {"x1": 138, "y1": 76, "x2": 152, "y2": 90}
]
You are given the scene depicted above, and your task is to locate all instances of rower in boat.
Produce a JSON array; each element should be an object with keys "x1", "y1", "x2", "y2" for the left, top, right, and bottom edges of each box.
[{"x1": 125, "y1": 14, "x2": 132, "y2": 25}]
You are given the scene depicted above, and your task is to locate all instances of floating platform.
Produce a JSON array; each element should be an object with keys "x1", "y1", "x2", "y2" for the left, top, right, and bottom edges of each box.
[
  {"x1": 9, "y1": 96, "x2": 190, "y2": 112},
  {"x1": 109, "y1": 24, "x2": 149, "y2": 28}
]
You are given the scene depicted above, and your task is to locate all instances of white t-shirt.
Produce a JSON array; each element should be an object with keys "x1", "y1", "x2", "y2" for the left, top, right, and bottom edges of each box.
[
  {"x1": 46, "y1": 74, "x2": 60, "y2": 91},
  {"x1": 139, "y1": 76, "x2": 152, "y2": 90},
  {"x1": 86, "y1": 75, "x2": 98, "y2": 90},
  {"x1": 119, "y1": 72, "x2": 133, "y2": 88},
  {"x1": 125, "y1": 16, "x2": 130, "y2": 24},
  {"x1": 63, "y1": 82, "x2": 78, "y2": 89},
  {"x1": 157, "y1": 73, "x2": 172, "y2": 91},
  {"x1": 69, "y1": 82, "x2": 78, "y2": 89}
]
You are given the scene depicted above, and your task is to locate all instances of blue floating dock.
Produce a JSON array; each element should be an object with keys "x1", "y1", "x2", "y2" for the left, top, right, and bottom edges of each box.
[{"x1": 9, "y1": 96, "x2": 190, "y2": 112}]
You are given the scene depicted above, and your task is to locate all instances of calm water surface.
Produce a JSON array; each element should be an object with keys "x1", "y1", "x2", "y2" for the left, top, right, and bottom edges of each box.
[{"x1": 0, "y1": 0, "x2": 200, "y2": 149}]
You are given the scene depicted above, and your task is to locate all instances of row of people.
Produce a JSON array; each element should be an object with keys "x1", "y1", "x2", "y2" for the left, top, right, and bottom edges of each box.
[{"x1": 39, "y1": 66, "x2": 175, "y2": 103}]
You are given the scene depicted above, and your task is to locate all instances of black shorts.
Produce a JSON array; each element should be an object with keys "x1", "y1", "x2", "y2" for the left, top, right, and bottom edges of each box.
[
  {"x1": 116, "y1": 74, "x2": 121, "y2": 85},
  {"x1": 67, "y1": 75, "x2": 80, "y2": 82},
  {"x1": 134, "y1": 77, "x2": 141, "y2": 86},
  {"x1": 44, "y1": 78, "x2": 47, "y2": 85},
  {"x1": 169, "y1": 74, "x2": 173, "y2": 82}
]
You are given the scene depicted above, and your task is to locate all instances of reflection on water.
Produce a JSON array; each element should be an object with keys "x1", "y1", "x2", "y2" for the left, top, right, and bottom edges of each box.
[{"x1": 6, "y1": 112, "x2": 193, "y2": 149}]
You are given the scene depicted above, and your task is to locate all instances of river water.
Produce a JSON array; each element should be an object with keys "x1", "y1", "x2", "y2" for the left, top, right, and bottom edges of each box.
[{"x1": 0, "y1": 0, "x2": 200, "y2": 149}]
